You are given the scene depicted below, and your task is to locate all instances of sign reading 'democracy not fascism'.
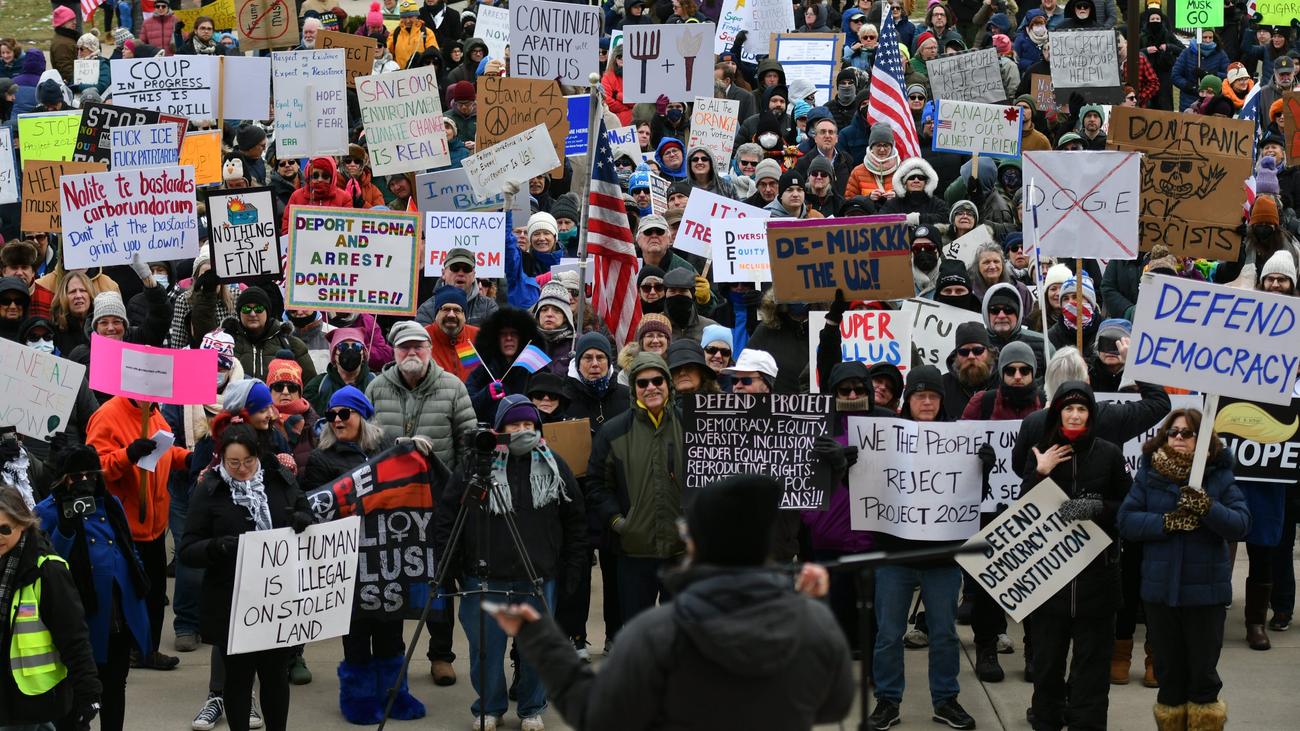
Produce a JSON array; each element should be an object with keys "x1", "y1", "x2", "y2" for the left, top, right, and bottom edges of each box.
[
  {"x1": 59, "y1": 166, "x2": 199, "y2": 269},
  {"x1": 286, "y1": 206, "x2": 420, "y2": 316},
  {"x1": 356, "y1": 67, "x2": 451, "y2": 176},
  {"x1": 767, "y1": 215, "x2": 913, "y2": 303},
  {"x1": 1127, "y1": 274, "x2": 1300, "y2": 405},
  {"x1": 932, "y1": 100, "x2": 1022, "y2": 159},
  {"x1": 424, "y1": 212, "x2": 507, "y2": 278},
  {"x1": 509, "y1": 0, "x2": 602, "y2": 85},
  {"x1": 1022, "y1": 150, "x2": 1141, "y2": 260}
]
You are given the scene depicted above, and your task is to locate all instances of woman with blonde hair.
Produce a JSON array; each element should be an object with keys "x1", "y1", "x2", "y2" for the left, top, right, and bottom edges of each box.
[{"x1": 50, "y1": 270, "x2": 100, "y2": 356}]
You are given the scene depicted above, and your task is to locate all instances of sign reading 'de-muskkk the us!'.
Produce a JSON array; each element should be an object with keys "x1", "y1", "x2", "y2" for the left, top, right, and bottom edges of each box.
[
  {"x1": 286, "y1": 206, "x2": 420, "y2": 316},
  {"x1": 682, "y1": 393, "x2": 835, "y2": 510},
  {"x1": 59, "y1": 165, "x2": 199, "y2": 269},
  {"x1": 766, "y1": 215, "x2": 912, "y2": 302}
]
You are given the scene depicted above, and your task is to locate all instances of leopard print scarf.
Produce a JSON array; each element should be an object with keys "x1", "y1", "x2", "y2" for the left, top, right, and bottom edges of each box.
[{"x1": 1152, "y1": 446, "x2": 1193, "y2": 484}]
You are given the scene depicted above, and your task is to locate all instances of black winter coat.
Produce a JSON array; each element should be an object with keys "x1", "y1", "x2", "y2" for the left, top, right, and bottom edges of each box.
[
  {"x1": 746, "y1": 313, "x2": 809, "y2": 394},
  {"x1": 564, "y1": 378, "x2": 631, "y2": 435},
  {"x1": 877, "y1": 190, "x2": 951, "y2": 226},
  {"x1": 302, "y1": 437, "x2": 393, "y2": 492}
]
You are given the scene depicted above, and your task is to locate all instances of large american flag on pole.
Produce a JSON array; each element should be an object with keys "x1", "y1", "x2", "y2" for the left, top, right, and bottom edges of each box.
[
  {"x1": 868, "y1": 10, "x2": 922, "y2": 161},
  {"x1": 587, "y1": 115, "x2": 641, "y2": 345},
  {"x1": 82, "y1": 0, "x2": 105, "y2": 22}
]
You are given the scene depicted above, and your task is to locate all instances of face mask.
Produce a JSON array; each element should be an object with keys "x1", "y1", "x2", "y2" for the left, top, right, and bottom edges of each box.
[
  {"x1": 1252, "y1": 224, "x2": 1277, "y2": 240},
  {"x1": 1000, "y1": 169, "x2": 1021, "y2": 190},
  {"x1": 153, "y1": 274, "x2": 169, "y2": 288},
  {"x1": 617, "y1": 167, "x2": 633, "y2": 187},
  {"x1": 336, "y1": 347, "x2": 364, "y2": 372},
  {"x1": 28, "y1": 339, "x2": 55, "y2": 354},
  {"x1": 666, "y1": 108, "x2": 683, "y2": 122},
  {"x1": 310, "y1": 175, "x2": 331, "y2": 195},
  {"x1": 558, "y1": 228, "x2": 578, "y2": 246},
  {"x1": 665, "y1": 294, "x2": 694, "y2": 325},
  {"x1": 1060, "y1": 425, "x2": 1087, "y2": 441},
  {"x1": 836, "y1": 86, "x2": 855, "y2": 104},
  {"x1": 936, "y1": 291, "x2": 976, "y2": 311},
  {"x1": 640, "y1": 297, "x2": 664, "y2": 314},
  {"x1": 1201, "y1": 42, "x2": 1215, "y2": 52},
  {"x1": 1029, "y1": 26, "x2": 1048, "y2": 41},
  {"x1": 913, "y1": 250, "x2": 938, "y2": 271},
  {"x1": 288, "y1": 312, "x2": 316, "y2": 328},
  {"x1": 758, "y1": 132, "x2": 780, "y2": 149},
  {"x1": 508, "y1": 429, "x2": 540, "y2": 456}
]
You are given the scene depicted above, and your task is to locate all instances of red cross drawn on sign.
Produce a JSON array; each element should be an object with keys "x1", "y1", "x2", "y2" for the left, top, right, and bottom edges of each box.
[{"x1": 1025, "y1": 152, "x2": 1135, "y2": 258}]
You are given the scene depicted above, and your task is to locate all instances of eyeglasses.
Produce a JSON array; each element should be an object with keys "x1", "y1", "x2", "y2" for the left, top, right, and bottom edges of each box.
[
  {"x1": 239, "y1": 304, "x2": 266, "y2": 314},
  {"x1": 277, "y1": 159, "x2": 296, "y2": 167},
  {"x1": 836, "y1": 382, "x2": 867, "y2": 397},
  {"x1": 704, "y1": 346, "x2": 731, "y2": 357},
  {"x1": 1002, "y1": 365, "x2": 1033, "y2": 377},
  {"x1": 640, "y1": 283, "x2": 664, "y2": 293},
  {"x1": 956, "y1": 345, "x2": 987, "y2": 358},
  {"x1": 335, "y1": 342, "x2": 364, "y2": 353},
  {"x1": 1166, "y1": 427, "x2": 1196, "y2": 439},
  {"x1": 438, "y1": 305, "x2": 464, "y2": 316},
  {"x1": 635, "y1": 375, "x2": 666, "y2": 388},
  {"x1": 223, "y1": 456, "x2": 259, "y2": 470},
  {"x1": 808, "y1": 171, "x2": 830, "y2": 178},
  {"x1": 690, "y1": 156, "x2": 711, "y2": 163},
  {"x1": 325, "y1": 408, "x2": 355, "y2": 422},
  {"x1": 908, "y1": 94, "x2": 926, "y2": 101},
  {"x1": 271, "y1": 382, "x2": 300, "y2": 393},
  {"x1": 988, "y1": 305, "x2": 1016, "y2": 316}
]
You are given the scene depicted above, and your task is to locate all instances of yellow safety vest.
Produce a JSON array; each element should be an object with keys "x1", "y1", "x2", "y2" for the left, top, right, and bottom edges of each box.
[{"x1": 8, "y1": 555, "x2": 69, "y2": 696}]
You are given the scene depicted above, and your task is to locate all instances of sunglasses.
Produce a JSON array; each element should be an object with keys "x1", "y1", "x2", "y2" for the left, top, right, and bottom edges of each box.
[
  {"x1": 809, "y1": 171, "x2": 829, "y2": 178},
  {"x1": 1002, "y1": 365, "x2": 1033, "y2": 377},
  {"x1": 277, "y1": 159, "x2": 296, "y2": 167},
  {"x1": 1007, "y1": 243, "x2": 1024, "y2": 252},
  {"x1": 738, "y1": 159, "x2": 759, "y2": 168},
  {"x1": 447, "y1": 262, "x2": 474, "y2": 274},
  {"x1": 905, "y1": 174, "x2": 929, "y2": 182},
  {"x1": 909, "y1": 94, "x2": 926, "y2": 101},
  {"x1": 640, "y1": 283, "x2": 664, "y2": 293},
  {"x1": 641, "y1": 228, "x2": 666, "y2": 236},
  {"x1": 690, "y1": 156, "x2": 711, "y2": 163},
  {"x1": 1166, "y1": 427, "x2": 1196, "y2": 439},
  {"x1": 325, "y1": 407, "x2": 355, "y2": 422},
  {"x1": 736, "y1": 376, "x2": 762, "y2": 386},
  {"x1": 0, "y1": 523, "x2": 14, "y2": 536},
  {"x1": 704, "y1": 346, "x2": 731, "y2": 357},
  {"x1": 988, "y1": 305, "x2": 1016, "y2": 316},
  {"x1": 836, "y1": 383, "x2": 867, "y2": 397},
  {"x1": 341, "y1": 156, "x2": 360, "y2": 165},
  {"x1": 0, "y1": 297, "x2": 23, "y2": 307},
  {"x1": 635, "y1": 375, "x2": 666, "y2": 388},
  {"x1": 239, "y1": 304, "x2": 266, "y2": 314},
  {"x1": 533, "y1": 392, "x2": 561, "y2": 401},
  {"x1": 862, "y1": 35, "x2": 877, "y2": 40},
  {"x1": 956, "y1": 345, "x2": 987, "y2": 357},
  {"x1": 271, "y1": 382, "x2": 300, "y2": 393},
  {"x1": 309, "y1": 171, "x2": 331, "y2": 181},
  {"x1": 912, "y1": 244, "x2": 936, "y2": 253},
  {"x1": 26, "y1": 333, "x2": 52, "y2": 342}
]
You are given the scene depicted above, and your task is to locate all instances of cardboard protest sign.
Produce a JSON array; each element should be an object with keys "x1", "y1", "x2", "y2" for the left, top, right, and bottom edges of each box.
[
  {"x1": 111, "y1": 56, "x2": 220, "y2": 119},
  {"x1": 475, "y1": 76, "x2": 568, "y2": 178},
  {"x1": 684, "y1": 394, "x2": 835, "y2": 510},
  {"x1": 0, "y1": 129, "x2": 15, "y2": 205},
  {"x1": 477, "y1": 3, "x2": 510, "y2": 58},
  {"x1": 767, "y1": 215, "x2": 913, "y2": 303},
  {"x1": 60, "y1": 166, "x2": 199, "y2": 269},
  {"x1": 678, "y1": 189, "x2": 768, "y2": 258},
  {"x1": 180, "y1": 130, "x2": 223, "y2": 186},
  {"x1": 509, "y1": 0, "x2": 601, "y2": 85},
  {"x1": 227, "y1": 516, "x2": 360, "y2": 654},
  {"x1": 317, "y1": 30, "x2": 379, "y2": 88},
  {"x1": 110, "y1": 123, "x2": 181, "y2": 170},
  {"x1": 206, "y1": 188, "x2": 281, "y2": 283},
  {"x1": 304, "y1": 442, "x2": 450, "y2": 618},
  {"x1": 1031, "y1": 74, "x2": 1059, "y2": 115},
  {"x1": 621, "y1": 24, "x2": 717, "y2": 103},
  {"x1": 565, "y1": 94, "x2": 592, "y2": 156},
  {"x1": 608, "y1": 124, "x2": 642, "y2": 163},
  {"x1": 926, "y1": 48, "x2": 1005, "y2": 104},
  {"x1": 942, "y1": 224, "x2": 993, "y2": 269},
  {"x1": 687, "y1": 97, "x2": 739, "y2": 171},
  {"x1": 18, "y1": 111, "x2": 81, "y2": 163},
  {"x1": 1127, "y1": 275, "x2": 1300, "y2": 405},
  {"x1": 1215, "y1": 396, "x2": 1300, "y2": 488},
  {"x1": 286, "y1": 207, "x2": 420, "y2": 316},
  {"x1": 773, "y1": 32, "x2": 845, "y2": 106},
  {"x1": 424, "y1": 212, "x2": 507, "y2": 277},
  {"x1": 1049, "y1": 30, "x2": 1122, "y2": 103},
  {"x1": 649, "y1": 173, "x2": 670, "y2": 215},
  {"x1": 173, "y1": 0, "x2": 236, "y2": 30},
  {"x1": 1174, "y1": 0, "x2": 1224, "y2": 28},
  {"x1": 356, "y1": 67, "x2": 451, "y2": 176},
  {"x1": 932, "y1": 100, "x2": 1022, "y2": 159},
  {"x1": 1282, "y1": 92, "x2": 1300, "y2": 162},
  {"x1": 89, "y1": 334, "x2": 218, "y2": 405},
  {"x1": 75, "y1": 103, "x2": 166, "y2": 165},
  {"x1": 272, "y1": 49, "x2": 349, "y2": 158},
  {"x1": 742, "y1": 0, "x2": 794, "y2": 56},
  {"x1": 714, "y1": 0, "x2": 753, "y2": 64},
  {"x1": 1107, "y1": 106, "x2": 1253, "y2": 258},
  {"x1": 0, "y1": 339, "x2": 87, "y2": 440},
  {"x1": 74, "y1": 59, "x2": 99, "y2": 87},
  {"x1": 543, "y1": 419, "x2": 591, "y2": 478},
  {"x1": 897, "y1": 298, "x2": 984, "y2": 373},
  {"x1": 20, "y1": 160, "x2": 107, "y2": 233},
  {"x1": 1022, "y1": 151, "x2": 1140, "y2": 259},
  {"x1": 808, "y1": 310, "x2": 912, "y2": 392},
  {"x1": 711, "y1": 217, "x2": 771, "y2": 284},
  {"x1": 1255, "y1": 0, "x2": 1299, "y2": 23},
  {"x1": 236, "y1": 0, "x2": 299, "y2": 51},
  {"x1": 415, "y1": 168, "x2": 506, "y2": 213},
  {"x1": 220, "y1": 56, "x2": 273, "y2": 120},
  {"x1": 462, "y1": 123, "x2": 562, "y2": 200},
  {"x1": 956, "y1": 479, "x2": 1113, "y2": 622},
  {"x1": 847, "y1": 417, "x2": 984, "y2": 539}
]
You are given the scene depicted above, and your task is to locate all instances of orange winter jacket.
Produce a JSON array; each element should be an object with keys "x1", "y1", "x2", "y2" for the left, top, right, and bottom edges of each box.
[{"x1": 88, "y1": 396, "x2": 192, "y2": 542}]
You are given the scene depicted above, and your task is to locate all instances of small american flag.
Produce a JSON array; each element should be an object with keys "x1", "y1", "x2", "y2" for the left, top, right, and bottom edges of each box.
[
  {"x1": 937, "y1": 119, "x2": 953, "y2": 130},
  {"x1": 586, "y1": 112, "x2": 642, "y2": 345},
  {"x1": 868, "y1": 9, "x2": 923, "y2": 161}
]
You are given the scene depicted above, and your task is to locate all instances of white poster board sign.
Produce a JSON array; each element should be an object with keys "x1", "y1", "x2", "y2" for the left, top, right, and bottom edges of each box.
[
  {"x1": 711, "y1": 216, "x2": 771, "y2": 284},
  {"x1": 59, "y1": 166, "x2": 199, "y2": 268},
  {"x1": 714, "y1": 0, "x2": 754, "y2": 64},
  {"x1": 1023, "y1": 151, "x2": 1140, "y2": 260},
  {"x1": 926, "y1": 48, "x2": 1005, "y2": 104},
  {"x1": 220, "y1": 55, "x2": 272, "y2": 121},
  {"x1": 774, "y1": 33, "x2": 841, "y2": 106},
  {"x1": 424, "y1": 212, "x2": 507, "y2": 277},
  {"x1": 271, "y1": 49, "x2": 348, "y2": 158},
  {"x1": 943, "y1": 224, "x2": 994, "y2": 269},
  {"x1": 285, "y1": 207, "x2": 420, "y2": 316},
  {"x1": 677, "y1": 188, "x2": 769, "y2": 257},
  {"x1": 687, "y1": 96, "x2": 739, "y2": 171},
  {"x1": 1097, "y1": 392, "x2": 1204, "y2": 475},
  {"x1": 509, "y1": 0, "x2": 601, "y2": 85},
  {"x1": 932, "y1": 100, "x2": 1022, "y2": 159},
  {"x1": 356, "y1": 67, "x2": 451, "y2": 176},
  {"x1": 110, "y1": 123, "x2": 180, "y2": 170},
  {"x1": 74, "y1": 59, "x2": 99, "y2": 87},
  {"x1": 1050, "y1": 30, "x2": 1121, "y2": 91},
  {"x1": 897, "y1": 298, "x2": 984, "y2": 374},
  {"x1": 415, "y1": 168, "x2": 506, "y2": 213},
  {"x1": 0, "y1": 128, "x2": 17, "y2": 205},
  {"x1": 110, "y1": 56, "x2": 219, "y2": 119},
  {"x1": 0, "y1": 339, "x2": 88, "y2": 441},
  {"x1": 621, "y1": 24, "x2": 717, "y2": 103},
  {"x1": 608, "y1": 124, "x2": 642, "y2": 162},
  {"x1": 743, "y1": 0, "x2": 794, "y2": 56},
  {"x1": 461, "y1": 123, "x2": 562, "y2": 199},
  {"x1": 477, "y1": 4, "x2": 511, "y2": 59},
  {"x1": 808, "y1": 310, "x2": 912, "y2": 392}
]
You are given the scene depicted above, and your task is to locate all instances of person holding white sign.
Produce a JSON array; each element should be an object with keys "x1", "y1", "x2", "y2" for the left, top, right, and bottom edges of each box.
[{"x1": 1118, "y1": 409, "x2": 1248, "y2": 731}]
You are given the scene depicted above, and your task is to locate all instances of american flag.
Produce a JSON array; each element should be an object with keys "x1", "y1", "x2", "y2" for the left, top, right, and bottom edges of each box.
[
  {"x1": 586, "y1": 113, "x2": 642, "y2": 346},
  {"x1": 868, "y1": 12, "x2": 922, "y2": 161},
  {"x1": 82, "y1": 0, "x2": 105, "y2": 22}
]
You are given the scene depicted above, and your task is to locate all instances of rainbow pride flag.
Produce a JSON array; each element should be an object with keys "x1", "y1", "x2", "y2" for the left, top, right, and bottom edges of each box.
[{"x1": 456, "y1": 341, "x2": 481, "y2": 370}]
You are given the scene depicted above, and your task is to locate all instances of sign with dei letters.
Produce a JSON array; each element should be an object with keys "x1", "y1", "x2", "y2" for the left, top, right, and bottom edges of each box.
[
  {"x1": 711, "y1": 217, "x2": 770, "y2": 283},
  {"x1": 807, "y1": 310, "x2": 911, "y2": 392},
  {"x1": 621, "y1": 24, "x2": 717, "y2": 103},
  {"x1": 287, "y1": 207, "x2": 420, "y2": 316},
  {"x1": 228, "y1": 516, "x2": 360, "y2": 654},
  {"x1": 424, "y1": 213, "x2": 507, "y2": 278},
  {"x1": 926, "y1": 48, "x2": 1005, "y2": 104},
  {"x1": 847, "y1": 417, "x2": 984, "y2": 540},
  {"x1": 677, "y1": 189, "x2": 768, "y2": 258},
  {"x1": 767, "y1": 215, "x2": 912, "y2": 303},
  {"x1": 932, "y1": 100, "x2": 1022, "y2": 159},
  {"x1": 110, "y1": 56, "x2": 219, "y2": 119},
  {"x1": 1127, "y1": 274, "x2": 1300, "y2": 405},
  {"x1": 509, "y1": 0, "x2": 601, "y2": 85},
  {"x1": 60, "y1": 166, "x2": 199, "y2": 269},
  {"x1": 207, "y1": 188, "x2": 281, "y2": 283},
  {"x1": 357, "y1": 67, "x2": 451, "y2": 176},
  {"x1": 687, "y1": 96, "x2": 739, "y2": 171},
  {"x1": 898, "y1": 298, "x2": 984, "y2": 373},
  {"x1": 462, "y1": 123, "x2": 562, "y2": 199},
  {"x1": 1023, "y1": 151, "x2": 1140, "y2": 259},
  {"x1": 272, "y1": 49, "x2": 348, "y2": 158},
  {"x1": 1049, "y1": 29, "x2": 1122, "y2": 103},
  {"x1": 956, "y1": 479, "x2": 1113, "y2": 622},
  {"x1": 0, "y1": 339, "x2": 87, "y2": 441},
  {"x1": 475, "y1": 76, "x2": 568, "y2": 178}
]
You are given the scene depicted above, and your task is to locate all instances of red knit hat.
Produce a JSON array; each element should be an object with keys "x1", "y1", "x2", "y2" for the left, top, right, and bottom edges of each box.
[
  {"x1": 266, "y1": 358, "x2": 304, "y2": 389},
  {"x1": 914, "y1": 31, "x2": 937, "y2": 51}
]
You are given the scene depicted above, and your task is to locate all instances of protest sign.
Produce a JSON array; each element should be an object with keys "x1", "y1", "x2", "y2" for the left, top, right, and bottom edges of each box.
[
  {"x1": 808, "y1": 310, "x2": 912, "y2": 392},
  {"x1": 847, "y1": 417, "x2": 984, "y2": 539},
  {"x1": 74, "y1": 59, "x2": 99, "y2": 88},
  {"x1": 478, "y1": 3, "x2": 510, "y2": 58},
  {"x1": 1255, "y1": 0, "x2": 1299, "y2": 23},
  {"x1": 180, "y1": 130, "x2": 223, "y2": 185},
  {"x1": 0, "y1": 129, "x2": 15, "y2": 205},
  {"x1": 111, "y1": 56, "x2": 220, "y2": 119},
  {"x1": 1095, "y1": 392, "x2": 1204, "y2": 476},
  {"x1": 415, "y1": 168, "x2": 506, "y2": 213},
  {"x1": 684, "y1": 394, "x2": 835, "y2": 510},
  {"x1": 304, "y1": 442, "x2": 450, "y2": 617},
  {"x1": 18, "y1": 111, "x2": 81, "y2": 164},
  {"x1": 926, "y1": 48, "x2": 1005, "y2": 104},
  {"x1": 957, "y1": 479, "x2": 1113, "y2": 621},
  {"x1": 20, "y1": 160, "x2": 107, "y2": 233},
  {"x1": 608, "y1": 124, "x2": 641, "y2": 163},
  {"x1": 897, "y1": 298, "x2": 984, "y2": 373},
  {"x1": 89, "y1": 334, "x2": 218, "y2": 405},
  {"x1": 237, "y1": 0, "x2": 299, "y2": 50},
  {"x1": 317, "y1": 30, "x2": 379, "y2": 88},
  {"x1": 1107, "y1": 106, "x2": 1253, "y2": 258},
  {"x1": 1215, "y1": 396, "x2": 1300, "y2": 488},
  {"x1": 1022, "y1": 151, "x2": 1140, "y2": 259},
  {"x1": 1049, "y1": 30, "x2": 1122, "y2": 103},
  {"x1": 711, "y1": 217, "x2": 771, "y2": 284},
  {"x1": 565, "y1": 94, "x2": 592, "y2": 156},
  {"x1": 1283, "y1": 92, "x2": 1300, "y2": 162},
  {"x1": 678, "y1": 189, "x2": 768, "y2": 258},
  {"x1": 742, "y1": 0, "x2": 794, "y2": 56},
  {"x1": 462, "y1": 123, "x2": 562, "y2": 199},
  {"x1": 206, "y1": 188, "x2": 281, "y2": 283},
  {"x1": 687, "y1": 97, "x2": 739, "y2": 171},
  {"x1": 0, "y1": 339, "x2": 87, "y2": 441},
  {"x1": 1174, "y1": 0, "x2": 1224, "y2": 27},
  {"x1": 942, "y1": 224, "x2": 993, "y2": 269},
  {"x1": 475, "y1": 76, "x2": 568, "y2": 178},
  {"x1": 932, "y1": 100, "x2": 1022, "y2": 159},
  {"x1": 767, "y1": 215, "x2": 913, "y2": 303},
  {"x1": 1127, "y1": 275, "x2": 1300, "y2": 405},
  {"x1": 173, "y1": 0, "x2": 237, "y2": 30},
  {"x1": 424, "y1": 212, "x2": 507, "y2": 277},
  {"x1": 228, "y1": 516, "x2": 360, "y2": 654},
  {"x1": 509, "y1": 0, "x2": 601, "y2": 85},
  {"x1": 357, "y1": 67, "x2": 451, "y2": 176},
  {"x1": 649, "y1": 173, "x2": 670, "y2": 215},
  {"x1": 969, "y1": 420, "x2": 1025, "y2": 511},
  {"x1": 714, "y1": 0, "x2": 753, "y2": 64},
  {"x1": 75, "y1": 103, "x2": 165, "y2": 165},
  {"x1": 286, "y1": 207, "x2": 419, "y2": 316},
  {"x1": 110, "y1": 123, "x2": 181, "y2": 170},
  {"x1": 220, "y1": 56, "x2": 273, "y2": 120},
  {"x1": 773, "y1": 32, "x2": 845, "y2": 106},
  {"x1": 621, "y1": 24, "x2": 717, "y2": 103},
  {"x1": 543, "y1": 419, "x2": 591, "y2": 478},
  {"x1": 60, "y1": 166, "x2": 199, "y2": 269},
  {"x1": 272, "y1": 49, "x2": 349, "y2": 158},
  {"x1": 1031, "y1": 74, "x2": 1059, "y2": 115}
]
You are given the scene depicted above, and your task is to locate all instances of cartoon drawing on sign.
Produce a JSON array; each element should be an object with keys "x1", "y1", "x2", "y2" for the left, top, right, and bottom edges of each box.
[
  {"x1": 628, "y1": 29, "x2": 660, "y2": 95},
  {"x1": 1142, "y1": 144, "x2": 1227, "y2": 222},
  {"x1": 678, "y1": 27, "x2": 704, "y2": 93}
]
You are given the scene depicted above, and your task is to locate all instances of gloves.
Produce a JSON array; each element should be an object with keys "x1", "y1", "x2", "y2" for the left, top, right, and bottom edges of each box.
[
  {"x1": 843, "y1": 445, "x2": 859, "y2": 468},
  {"x1": 827, "y1": 288, "x2": 848, "y2": 325},
  {"x1": 1177, "y1": 485, "x2": 1212, "y2": 517},
  {"x1": 1163, "y1": 508, "x2": 1200, "y2": 533},
  {"x1": 130, "y1": 253, "x2": 152, "y2": 284},
  {"x1": 812, "y1": 435, "x2": 848, "y2": 474},
  {"x1": 0, "y1": 438, "x2": 19, "y2": 463},
  {"x1": 291, "y1": 512, "x2": 315, "y2": 534},
  {"x1": 125, "y1": 438, "x2": 157, "y2": 464},
  {"x1": 502, "y1": 180, "x2": 520, "y2": 197},
  {"x1": 905, "y1": 212, "x2": 920, "y2": 226},
  {"x1": 655, "y1": 94, "x2": 669, "y2": 116},
  {"x1": 1056, "y1": 498, "x2": 1103, "y2": 523},
  {"x1": 208, "y1": 535, "x2": 239, "y2": 559},
  {"x1": 73, "y1": 701, "x2": 100, "y2": 727},
  {"x1": 693, "y1": 275, "x2": 710, "y2": 305},
  {"x1": 398, "y1": 435, "x2": 435, "y2": 456},
  {"x1": 195, "y1": 267, "x2": 220, "y2": 293},
  {"x1": 489, "y1": 380, "x2": 506, "y2": 400},
  {"x1": 977, "y1": 443, "x2": 996, "y2": 474}
]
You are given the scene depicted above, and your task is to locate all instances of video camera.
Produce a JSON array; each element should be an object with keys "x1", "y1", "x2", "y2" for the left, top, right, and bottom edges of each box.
[{"x1": 468, "y1": 425, "x2": 504, "y2": 479}]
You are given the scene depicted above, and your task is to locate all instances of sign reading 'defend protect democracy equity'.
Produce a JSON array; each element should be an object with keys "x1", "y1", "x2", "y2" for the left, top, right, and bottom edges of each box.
[
  {"x1": 682, "y1": 393, "x2": 834, "y2": 510},
  {"x1": 286, "y1": 207, "x2": 420, "y2": 316},
  {"x1": 424, "y1": 212, "x2": 507, "y2": 278},
  {"x1": 59, "y1": 166, "x2": 199, "y2": 268},
  {"x1": 767, "y1": 215, "x2": 912, "y2": 303},
  {"x1": 1127, "y1": 275, "x2": 1299, "y2": 405},
  {"x1": 956, "y1": 479, "x2": 1112, "y2": 622}
]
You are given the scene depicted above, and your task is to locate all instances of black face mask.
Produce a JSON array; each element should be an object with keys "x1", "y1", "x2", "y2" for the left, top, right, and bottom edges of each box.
[
  {"x1": 336, "y1": 348, "x2": 364, "y2": 372},
  {"x1": 641, "y1": 297, "x2": 665, "y2": 314},
  {"x1": 1001, "y1": 381, "x2": 1038, "y2": 408},
  {"x1": 288, "y1": 312, "x2": 316, "y2": 328},
  {"x1": 936, "y1": 292, "x2": 980, "y2": 312},
  {"x1": 913, "y1": 250, "x2": 939, "y2": 272},
  {"x1": 1252, "y1": 224, "x2": 1277, "y2": 241},
  {"x1": 665, "y1": 294, "x2": 694, "y2": 325}
]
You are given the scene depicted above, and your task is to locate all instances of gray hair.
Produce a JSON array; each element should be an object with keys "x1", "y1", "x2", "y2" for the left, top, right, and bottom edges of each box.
[
  {"x1": 1044, "y1": 346, "x2": 1088, "y2": 400},
  {"x1": 318, "y1": 417, "x2": 388, "y2": 454}
]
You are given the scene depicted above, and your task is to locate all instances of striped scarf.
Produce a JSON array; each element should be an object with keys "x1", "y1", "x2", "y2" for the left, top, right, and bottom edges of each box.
[{"x1": 487, "y1": 433, "x2": 569, "y2": 516}]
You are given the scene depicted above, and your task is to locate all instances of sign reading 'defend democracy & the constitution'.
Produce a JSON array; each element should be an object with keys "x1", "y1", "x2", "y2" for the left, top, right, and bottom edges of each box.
[{"x1": 286, "y1": 207, "x2": 420, "y2": 316}]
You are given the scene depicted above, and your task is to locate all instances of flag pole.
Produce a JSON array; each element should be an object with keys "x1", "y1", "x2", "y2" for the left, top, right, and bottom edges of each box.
[{"x1": 572, "y1": 73, "x2": 604, "y2": 359}]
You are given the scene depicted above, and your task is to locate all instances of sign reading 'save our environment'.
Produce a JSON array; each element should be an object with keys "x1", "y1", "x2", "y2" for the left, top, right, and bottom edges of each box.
[
  {"x1": 286, "y1": 207, "x2": 420, "y2": 316},
  {"x1": 356, "y1": 67, "x2": 451, "y2": 176},
  {"x1": 767, "y1": 215, "x2": 913, "y2": 302},
  {"x1": 59, "y1": 166, "x2": 199, "y2": 269},
  {"x1": 207, "y1": 188, "x2": 281, "y2": 283},
  {"x1": 424, "y1": 213, "x2": 507, "y2": 278}
]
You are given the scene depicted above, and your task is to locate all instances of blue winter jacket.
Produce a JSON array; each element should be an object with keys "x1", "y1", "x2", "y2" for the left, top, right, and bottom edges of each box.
[
  {"x1": 1118, "y1": 450, "x2": 1251, "y2": 608},
  {"x1": 1171, "y1": 42, "x2": 1229, "y2": 110}
]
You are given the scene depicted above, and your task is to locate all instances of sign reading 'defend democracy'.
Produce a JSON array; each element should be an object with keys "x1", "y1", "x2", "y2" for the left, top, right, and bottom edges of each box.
[
  {"x1": 1127, "y1": 274, "x2": 1299, "y2": 405},
  {"x1": 287, "y1": 207, "x2": 420, "y2": 316},
  {"x1": 682, "y1": 393, "x2": 834, "y2": 510},
  {"x1": 59, "y1": 166, "x2": 199, "y2": 268},
  {"x1": 956, "y1": 479, "x2": 1113, "y2": 622},
  {"x1": 767, "y1": 215, "x2": 913, "y2": 302}
]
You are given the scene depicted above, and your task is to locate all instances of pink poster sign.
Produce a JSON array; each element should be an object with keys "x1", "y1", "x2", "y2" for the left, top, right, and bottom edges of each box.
[{"x1": 88, "y1": 334, "x2": 218, "y2": 405}]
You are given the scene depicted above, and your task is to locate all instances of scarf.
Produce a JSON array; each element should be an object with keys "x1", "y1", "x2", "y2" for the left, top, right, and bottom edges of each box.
[
  {"x1": 193, "y1": 34, "x2": 218, "y2": 54},
  {"x1": 2, "y1": 447, "x2": 34, "y2": 509},
  {"x1": 219, "y1": 463, "x2": 273, "y2": 531},
  {"x1": 542, "y1": 325, "x2": 574, "y2": 344},
  {"x1": 1062, "y1": 299, "x2": 1094, "y2": 331},
  {"x1": 864, "y1": 149, "x2": 899, "y2": 178},
  {"x1": 1029, "y1": 26, "x2": 1049, "y2": 46},
  {"x1": 1152, "y1": 445, "x2": 1193, "y2": 484},
  {"x1": 487, "y1": 432, "x2": 569, "y2": 516},
  {"x1": 582, "y1": 373, "x2": 611, "y2": 397},
  {"x1": 0, "y1": 533, "x2": 26, "y2": 627}
]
